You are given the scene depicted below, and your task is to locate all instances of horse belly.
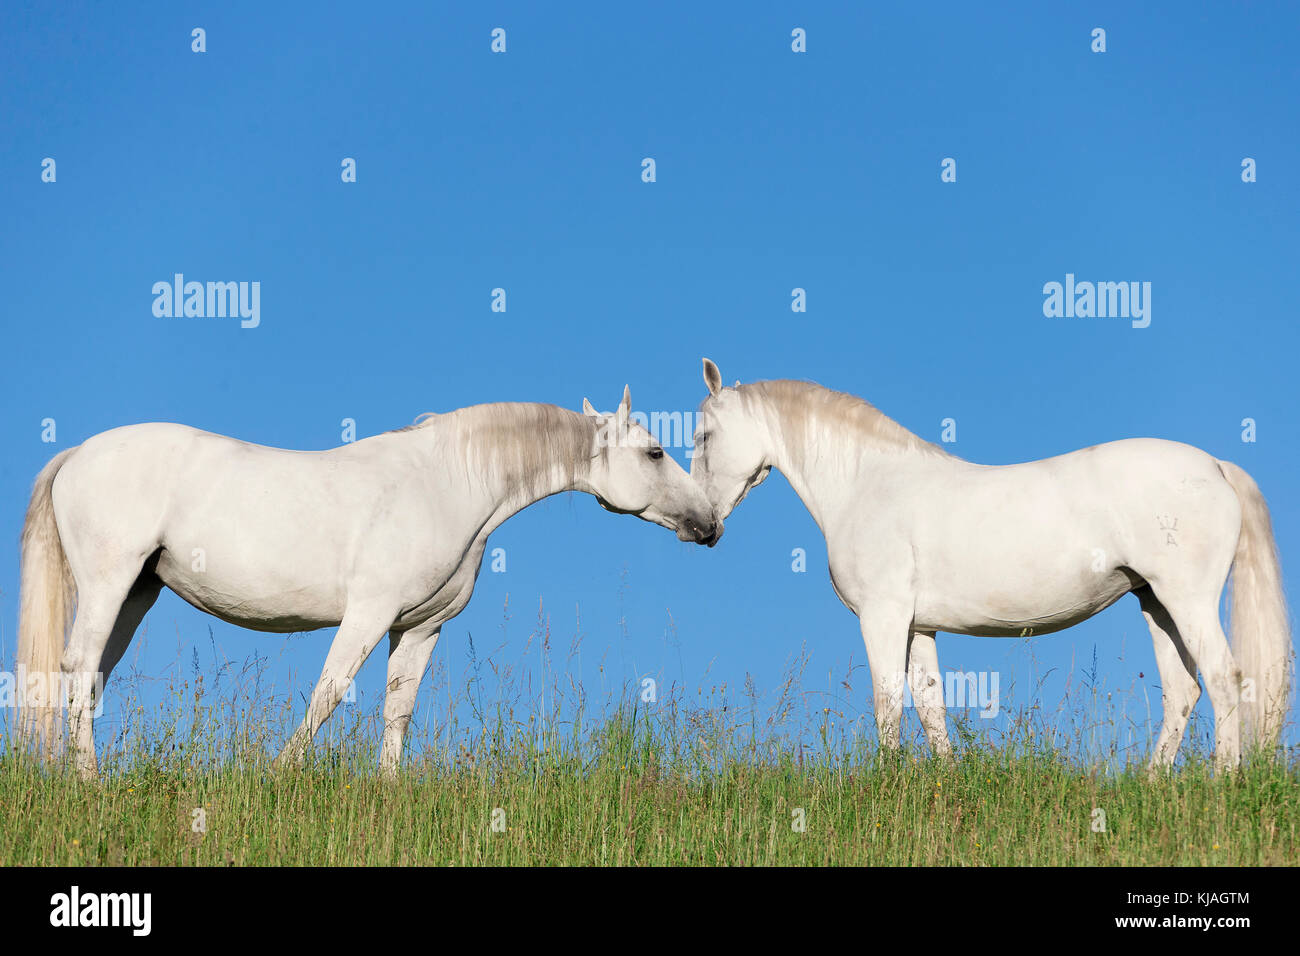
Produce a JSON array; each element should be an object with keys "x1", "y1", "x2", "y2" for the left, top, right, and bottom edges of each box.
[
  {"x1": 911, "y1": 517, "x2": 1139, "y2": 637},
  {"x1": 915, "y1": 566, "x2": 1135, "y2": 636},
  {"x1": 154, "y1": 489, "x2": 351, "y2": 631},
  {"x1": 155, "y1": 549, "x2": 345, "y2": 632}
]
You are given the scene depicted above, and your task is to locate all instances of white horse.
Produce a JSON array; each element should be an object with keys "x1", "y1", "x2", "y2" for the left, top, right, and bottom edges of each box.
[
  {"x1": 18, "y1": 386, "x2": 719, "y2": 777},
  {"x1": 691, "y1": 359, "x2": 1290, "y2": 770}
]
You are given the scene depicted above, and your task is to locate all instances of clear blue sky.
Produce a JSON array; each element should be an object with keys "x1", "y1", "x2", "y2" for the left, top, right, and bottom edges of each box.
[{"x1": 2, "y1": 1, "x2": 1296, "y2": 761}]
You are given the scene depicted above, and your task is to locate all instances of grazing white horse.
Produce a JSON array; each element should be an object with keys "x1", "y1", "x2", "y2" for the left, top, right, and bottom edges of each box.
[
  {"x1": 18, "y1": 386, "x2": 718, "y2": 777},
  {"x1": 691, "y1": 359, "x2": 1290, "y2": 770}
]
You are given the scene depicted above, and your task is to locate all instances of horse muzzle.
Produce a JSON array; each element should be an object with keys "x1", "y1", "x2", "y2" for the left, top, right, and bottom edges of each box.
[{"x1": 678, "y1": 515, "x2": 722, "y2": 547}]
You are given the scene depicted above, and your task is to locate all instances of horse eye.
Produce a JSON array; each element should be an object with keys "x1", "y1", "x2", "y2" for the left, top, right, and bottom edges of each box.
[{"x1": 648, "y1": 446, "x2": 664, "y2": 461}]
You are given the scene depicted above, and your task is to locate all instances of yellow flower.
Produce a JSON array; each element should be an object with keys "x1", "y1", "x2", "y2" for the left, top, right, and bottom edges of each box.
[
  {"x1": 1213, "y1": 844, "x2": 1221, "y2": 850},
  {"x1": 71, "y1": 839, "x2": 80, "y2": 846}
]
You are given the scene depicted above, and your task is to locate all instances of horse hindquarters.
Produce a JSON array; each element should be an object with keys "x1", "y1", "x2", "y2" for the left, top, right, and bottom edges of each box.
[
  {"x1": 1132, "y1": 465, "x2": 1245, "y2": 769},
  {"x1": 39, "y1": 442, "x2": 171, "y2": 776}
]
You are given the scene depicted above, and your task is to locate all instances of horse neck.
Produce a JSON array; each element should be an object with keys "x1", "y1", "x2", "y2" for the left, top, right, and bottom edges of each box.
[
  {"x1": 443, "y1": 404, "x2": 595, "y2": 527},
  {"x1": 755, "y1": 394, "x2": 931, "y2": 532},
  {"x1": 491, "y1": 455, "x2": 589, "y2": 526}
]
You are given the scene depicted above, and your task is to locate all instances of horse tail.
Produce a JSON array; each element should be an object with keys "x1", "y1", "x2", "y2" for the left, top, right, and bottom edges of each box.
[
  {"x1": 1217, "y1": 458, "x2": 1292, "y2": 751},
  {"x1": 16, "y1": 446, "x2": 79, "y2": 757}
]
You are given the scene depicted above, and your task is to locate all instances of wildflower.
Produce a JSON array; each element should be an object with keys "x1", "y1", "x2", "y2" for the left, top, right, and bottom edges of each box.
[{"x1": 71, "y1": 839, "x2": 80, "y2": 847}]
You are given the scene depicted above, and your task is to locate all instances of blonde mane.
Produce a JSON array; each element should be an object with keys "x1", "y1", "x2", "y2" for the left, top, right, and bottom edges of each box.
[
  {"x1": 393, "y1": 403, "x2": 596, "y2": 498},
  {"x1": 738, "y1": 379, "x2": 955, "y2": 467}
]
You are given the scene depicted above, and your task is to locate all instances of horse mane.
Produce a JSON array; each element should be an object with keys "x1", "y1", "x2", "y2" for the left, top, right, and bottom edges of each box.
[
  {"x1": 390, "y1": 403, "x2": 596, "y2": 498},
  {"x1": 738, "y1": 379, "x2": 956, "y2": 466}
]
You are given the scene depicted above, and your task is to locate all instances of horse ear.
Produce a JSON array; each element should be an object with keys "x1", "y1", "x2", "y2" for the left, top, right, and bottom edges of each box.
[
  {"x1": 582, "y1": 397, "x2": 598, "y2": 417},
  {"x1": 702, "y1": 358, "x2": 722, "y2": 396},
  {"x1": 616, "y1": 384, "x2": 631, "y2": 425}
]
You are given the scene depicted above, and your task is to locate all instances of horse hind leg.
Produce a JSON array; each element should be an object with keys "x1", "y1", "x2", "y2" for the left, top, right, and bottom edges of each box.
[
  {"x1": 62, "y1": 564, "x2": 151, "y2": 779},
  {"x1": 99, "y1": 567, "x2": 164, "y2": 688},
  {"x1": 1137, "y1": 587, "x2": 1200, "y2": 773},
  {"x1": 1145, "y1": 582, "x2": 1241, "y2": 772}
]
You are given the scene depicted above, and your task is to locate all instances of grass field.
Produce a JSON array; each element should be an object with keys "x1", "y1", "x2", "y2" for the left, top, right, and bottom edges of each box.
[
  {"x1": 2, "y1": 705, "x2": 1297, "y2": 865},
  {"x1": 2, "y1": 728, "x2": 1297, "y2": 866},
  {"x1": 1, "y1": 609, "x2": 1297, "y2": 866}
]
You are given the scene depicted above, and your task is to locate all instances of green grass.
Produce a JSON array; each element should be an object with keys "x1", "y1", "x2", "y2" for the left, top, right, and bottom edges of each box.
[
  {"x1": 2, "y1": 601, "x2": 1296, "y2": 866},
  {"x1": 2, "y1": 716, "x2": 1296, "y2": 866}
]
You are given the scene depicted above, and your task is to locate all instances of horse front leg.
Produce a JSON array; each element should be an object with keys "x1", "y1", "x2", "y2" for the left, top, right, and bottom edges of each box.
[
  {"x1": 907, "y1": 629, "x2": 953, "y2": 758},
  {"x1": 379, "y1": 620, "x2": 442, "y2": 777},
  {"x1": 859, "y1": 600, "x2": 915, "y2": 751},
  {"x1": 275, "y1": 603, "x2": 395, "y2": 769}
]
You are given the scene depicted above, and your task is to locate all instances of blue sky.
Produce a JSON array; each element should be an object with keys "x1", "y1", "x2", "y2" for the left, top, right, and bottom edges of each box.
[{"x1": 2, "y1": 2, "x2": 1297, "y2": 761}]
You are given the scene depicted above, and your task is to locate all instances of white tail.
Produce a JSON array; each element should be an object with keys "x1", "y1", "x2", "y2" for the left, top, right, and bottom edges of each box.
[
  {"x1": 16, "y1": 447, "x2": 79, "y2": 757},
  {"x1": 1218, "y1": 459, "x2": 1292, "y2": 750}
]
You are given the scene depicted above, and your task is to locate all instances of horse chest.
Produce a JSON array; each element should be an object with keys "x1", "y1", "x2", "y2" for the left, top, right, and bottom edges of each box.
[{"x1": 395, "y1": 543, "x2": 487, "y2": 628}]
